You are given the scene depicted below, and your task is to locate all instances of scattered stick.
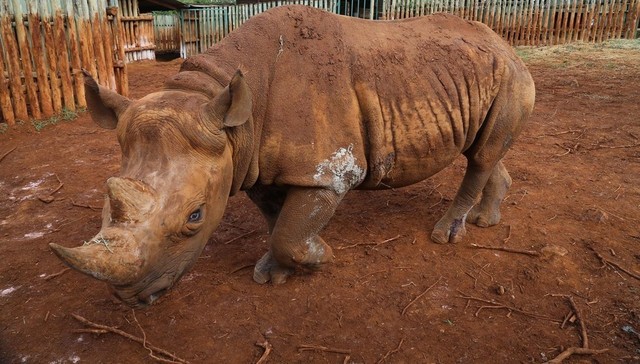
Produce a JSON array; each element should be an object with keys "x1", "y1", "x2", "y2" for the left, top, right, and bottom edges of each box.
[
  {"x1": 590, "y1": 247, "x2": 640, "y2": 280},
  {"x1": 223, "y1": 229, "x2": 258, "y2": 245},
  {"x1": 502, "y1": 225, "x2": 512, "y2": 244},
  {"x1": 377, "y1": 337, "x2": 404, "y2": 363},
  {"x1": 0, "y1": 146, "x2": 17, "y2": 164},
  {"x1": 402, "y1": 276, "x2": 442, "y2": 315},
  {"x1": 544, "y1": 295, "x2": 608, "y2": 363},
  {"x1": 545, "y1": 347, "x2": 608, "y2": 363},
  {"x1": 38, "y1": 174, "x2": 64, "y2": 203},
  {"x1": 337, "y1": 235, "x2": 401, "y2": 250},
  {"x1": 457, "y1": 292, "x2": 560, "y2": 322},
  {"x1": 229, "y1": 264, "x2": 254, "y2": 274},
  {"x1": 297, "y1": 344, "x2": 351, "y2": 355},
  {"x1": 255, "y1": 339, "x2": 272, "y2": 364},
  {"x1": 43, "y1": 268, "x2": 70, "y2": 281},
  {"x1": 589, "y1": 142, "x2": 640, "y2": 150},
  {"x1": 469, "y1": 243, "x2": 540, "y2": 257},
  {"x1": 71, "y1": 313, "x2": 189, "y2": 364},
  {"x1": 71, "y1": 200, "x2": 102, "y2": 210}
]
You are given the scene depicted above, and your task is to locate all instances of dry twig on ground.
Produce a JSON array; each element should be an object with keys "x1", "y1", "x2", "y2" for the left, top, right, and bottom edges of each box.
[
  {"x1": 223, "y1": 229, "x2": 258, "y2": 245},
  {"x1": 336, "y1": 235, "x2": 401, "y2": 250},
  {"x1": 43, "y1": 268, "x2": 70, "y2": 281},
  {"x1": 255, "y1": 339, "x2": 272, "y2": 364},
  {"x1": 72, "y1": 313, "x2": 189, "y2": 364},
  {"x1": 297, "y1": 344, "x2": 351, "y2": 355},
  {"x1": 0, "y1": 146, "x2": 17, "y2": 164},
  {"x1": 469, "y1": 243, "x2": 540, "y2": 257},
  {"x1": 544, "y1": 295, "x2": 608, "y2": 363},
  {"x1": 402, "y1": 276, "x2": 442, "y2": 315},
  {"x1": 590, "y1": 247, "x2": 640, "y2": 281},
  {"x1": 377, "y1": 338, "x2": 404, "y2": 363},
  {"x1": 38, "y1": 174, "x2": 64, "y2": 203},
  {"x1": 71, "y1": 200, "x2": 102, "y2": 210},
  {"x1": 457, "y1": 292, "x2": 560, "y2": 322}
]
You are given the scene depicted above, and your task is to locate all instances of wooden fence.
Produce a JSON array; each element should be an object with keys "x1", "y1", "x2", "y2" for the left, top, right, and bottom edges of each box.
[
  {"x1": 154, "y1": 12, "x2": 181, "y2": 54},
  {"x1": 0, "y1": 0, "x2": 127, "y2": 126},
  {"x1": 180, "y1": 0, "x2": 339, "y2": 58},
  {"x1": 381, "y1": 0, "x2": 640, "y2": 45},
  {"x1": 120, "y1": 0, "x2": 156, "y2": 62}
]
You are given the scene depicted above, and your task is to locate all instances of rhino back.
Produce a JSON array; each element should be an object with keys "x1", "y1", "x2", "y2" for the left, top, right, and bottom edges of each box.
[{"x1": 177, "y1": 6, "x2": 530, "y2": 191}]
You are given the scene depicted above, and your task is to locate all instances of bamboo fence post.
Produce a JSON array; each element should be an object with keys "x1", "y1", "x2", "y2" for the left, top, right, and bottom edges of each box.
[
  {"x1": 0, "y1": 41, "x2": 15, "y2": 125},
  {"x1": 27, "y1": 0, "x2": 54, "y2": 117},
  {"x1": 573, "y1": 0, "x2": 584, "y2": 42},
  {"x1": 2, "y1": 0, "x2": 28, "y2": 122},
  {"x1": 52, "y1": 0, "x2": 75, "y2": 110},
  {"x1": 87, "y1": 0, "x2": 108, "y2": 86},
  {"x1": 614, "y1": 0, "x2": 625, "y2": 38},
  {"x1": 112, "y1": 4, "x2": 128, "y2": 96},
  {"x1": 77, "y1": 0, "x2": 98, "y2": 80},
  {"x1": 98, "y1": 0, "x2": 116, "y2": 90},
  {"x1": 38, "y1": 1, "x2": 62, "y2": 113},
  {"x1": 63, "y1": 0, "x2": 85, "y2": 108},
  {"x1": 583, "y1": 0, "x2": 595, "y2": 41},
  {"x1": 11, "y1": 0, "x2": 42, "y2": 119}
]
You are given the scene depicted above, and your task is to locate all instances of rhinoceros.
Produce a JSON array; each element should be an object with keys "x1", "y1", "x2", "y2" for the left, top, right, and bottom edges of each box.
[{"x1": 50, "y1": 5, "x2": 535, "y2": 307}]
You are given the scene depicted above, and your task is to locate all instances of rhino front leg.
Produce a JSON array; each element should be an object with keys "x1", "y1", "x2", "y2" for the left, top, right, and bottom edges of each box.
[
  {"x1": 252, "y1": 187, "x2": 342, "y2": 284},
  {"x1": 466, "y1": 160, "x2": 512, "y2": 227}
]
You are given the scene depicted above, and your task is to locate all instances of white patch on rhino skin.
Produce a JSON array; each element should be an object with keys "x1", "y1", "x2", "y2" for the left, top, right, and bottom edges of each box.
[
  {"x1": 313, "y1": 144, "x2": 364, "y2": 194},
  {"x1": 306, "y1": 238, "x2": 325, "y2": 264}
]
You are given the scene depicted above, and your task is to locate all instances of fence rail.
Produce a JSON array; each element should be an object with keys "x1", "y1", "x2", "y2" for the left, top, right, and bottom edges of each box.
[{"x1": 0, "y1": 0, "x2": 127, "y2": 126}]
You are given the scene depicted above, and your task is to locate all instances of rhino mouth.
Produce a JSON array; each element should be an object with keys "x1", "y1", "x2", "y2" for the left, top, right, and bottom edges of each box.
[{"x1": 112, "y1": 275, "x2": 174, "y2": 308}]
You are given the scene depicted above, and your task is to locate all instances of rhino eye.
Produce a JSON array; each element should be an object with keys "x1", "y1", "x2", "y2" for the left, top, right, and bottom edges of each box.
[{"x1": 188, "y1": 208, "x2": 202, "y2": 223}]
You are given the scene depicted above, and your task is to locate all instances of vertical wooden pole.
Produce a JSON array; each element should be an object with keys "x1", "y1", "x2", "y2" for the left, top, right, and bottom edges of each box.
[
  {"x1": 27, "y1": 0, "x2": 54, "y2": 117},
  {"x1": 63, "y1": 0, "x2": 85, "y2": 108},
  {"x1": 11, "y1": 0, "x2": 42, "y2": 119},
  {"x1": 38, "y1": 1, "x2": 62, "y2": 113},
  {"x1": 1, "y1": 1, "x2": 28, "y2": 122},
  {"x1": 99, "y1": 0, "x2": 116, "y2": 89},
  {"x1": 0, "y1": 38, "x2": 16, "y2": 125},
  {"x1": 52, "y1": 0, "x2": 75, "y2": 110},
  {"x1": 87, "y1": 0, "x2": 108, "y2": 85}
]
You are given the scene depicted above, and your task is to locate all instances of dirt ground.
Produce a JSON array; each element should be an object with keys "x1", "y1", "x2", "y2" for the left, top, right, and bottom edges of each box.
[{"x1": 1, "y1": 40, "x2": 639, "y2": 364}]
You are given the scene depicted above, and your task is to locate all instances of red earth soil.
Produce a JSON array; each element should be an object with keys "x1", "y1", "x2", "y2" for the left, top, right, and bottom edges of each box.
[{"x1": 1, "y1": 42, "x2": 639, "y2": 363}]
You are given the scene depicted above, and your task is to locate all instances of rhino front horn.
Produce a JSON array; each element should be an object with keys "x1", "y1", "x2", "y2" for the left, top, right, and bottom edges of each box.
[{"x1": 49, "y1": 239, "x2": 143, "y2": 285}]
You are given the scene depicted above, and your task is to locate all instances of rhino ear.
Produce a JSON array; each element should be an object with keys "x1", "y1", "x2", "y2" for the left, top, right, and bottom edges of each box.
[
  {"x1": 207, "y1": 70, "x2": 252, "y2": 128},
  {"x1": 83, "y1": 69, "x2": 131, "y2": 130}
]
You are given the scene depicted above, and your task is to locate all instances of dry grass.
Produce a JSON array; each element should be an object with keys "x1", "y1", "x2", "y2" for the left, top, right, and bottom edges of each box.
[{"x1": 516, "y1": 39, "x2": 640, "y2": 69}]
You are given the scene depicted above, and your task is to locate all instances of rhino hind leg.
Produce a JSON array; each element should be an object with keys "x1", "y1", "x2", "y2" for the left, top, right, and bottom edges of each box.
[
  {"x1": 466, "y1": 161, "x2": 512, "y2": 227},
  {"x1": 250, "y1": 187, "x2": 342, "y2": 284},
  {"x1": 431, "y1": 71, "x2": 534, "y2": 244},
  {"x1": 430, "y1": 162, "x2": 496, "y2": 244}
]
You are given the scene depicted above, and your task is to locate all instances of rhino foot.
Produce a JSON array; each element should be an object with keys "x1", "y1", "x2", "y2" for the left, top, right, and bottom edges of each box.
[
  {"x1": 431, "y1": 214, "x2": 467, "y2": 244},
  {"x1": 466, "y1": 205, "x2": 501, "y2": 227},
  {"x1": 253, "y1": 250, "x2": 295, "y2": 285}
]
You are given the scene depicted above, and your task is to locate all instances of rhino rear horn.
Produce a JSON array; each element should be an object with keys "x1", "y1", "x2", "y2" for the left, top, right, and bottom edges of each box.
[
  {"x1": 83, "y1": 70, "x2": 132, "y2": 129},
  {"x1": 107, "y1": 177, "x2": 156, "y2": 223},
  {"x1": 207, "y1": 69, "x2": 253, "y2": 127}
]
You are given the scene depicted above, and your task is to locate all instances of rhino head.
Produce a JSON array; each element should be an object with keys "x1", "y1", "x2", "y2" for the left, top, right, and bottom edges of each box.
[{"x1": 49, "y1": 70, "x2": 254, "y2": 307}]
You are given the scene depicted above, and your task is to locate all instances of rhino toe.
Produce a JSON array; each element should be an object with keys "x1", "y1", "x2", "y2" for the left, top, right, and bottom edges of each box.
[
  {"x1": 466, "y1": 205, "x2": 501, "y2": 227},
  {"x1": 253, "y1": 250, "x2": 294, "y2": 285},
  {"x1": 431, "y1": 215, "x2": 467, "y2": 244}
]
